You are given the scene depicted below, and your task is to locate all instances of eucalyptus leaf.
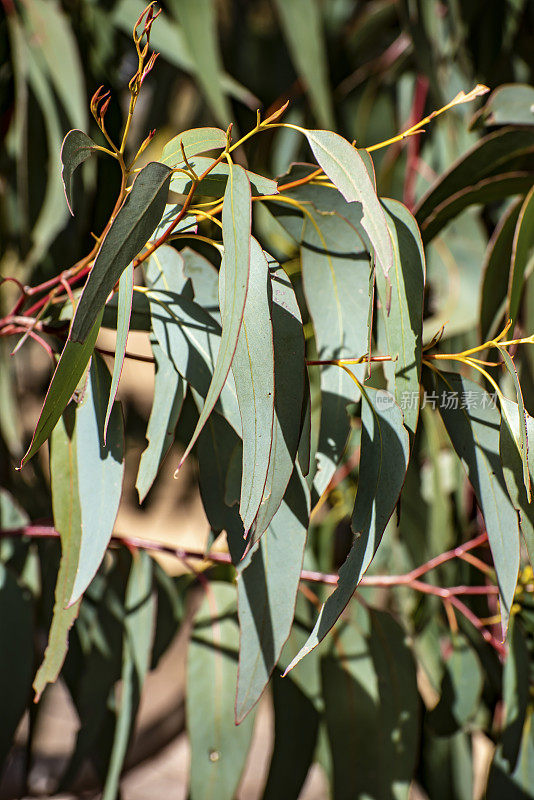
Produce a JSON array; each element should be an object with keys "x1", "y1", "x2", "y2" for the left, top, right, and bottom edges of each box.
[
  {"x1": 34, "y1": 405, "x2": 82, "y2": 700},
  {"x1": 285, "y1": 387, "x2": 409, "y2": 671},
  {"x1": 136, "y1": 338, "x2": 185, "y2": 503},
  {"x1": 376, "y1": 199, "x2": 425, "y2": 437},
  {"x1": 178, "y1": 164, "x2": 251, "y2": 468},
  {"x1": 170, "y1": 156, "x2": 277, "y2": 197},
  {"x1": 225, "y1": 239, "x2": 275, "y2": 533},
  {"x1": 430, "y1": 370, "x2": 520, "y2": 635},
  {"x1": 61, "y1": 129, "x2": 98, "y2": 215},
  {"x1": 103, "y1": 262, "x2": 133, "y2": 442},
  {"x1": 168, "y1": 0, "x2": 232, "y2": 126},
  {"x1": 507, "y1": 184, "x2": 534, "y2": 327},
  {"x1": 303, "y1": 129, "x2": 393, "y2": 278},
  {"x1": 187, "y1": 582, "x2": 256, "y2": 800},
  {"x1": 236, "y1": 467, "x2": 310, "y2": 722},
  {"x1": 70, "y1": 161, "x2": 172, "y2": 343},
  {"x1": 273, "y1": 0, "x2": 334, "y2": 128},
  {"x1": 161, "y1": 127, "x2": 227, "y2": 168},
  {"x1": 69, "y1": 354, "x2": 124, "y2": 605},
  {"x1": 21, "y1": 311, "x2": 103, "y2": 467}
]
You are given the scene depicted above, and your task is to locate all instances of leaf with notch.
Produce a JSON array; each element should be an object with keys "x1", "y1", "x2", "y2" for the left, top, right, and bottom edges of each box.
[
  {"x1": 70, "y1": 161, "x2": 171, "y2": 344},
  {"x1": 178, "y1": 163, "x2": 251, "y2": 469},
  {"x1": 285, "y1": 387, "x2": 409, "y2": 671},
  {"x1": 61, "y1": 129, "x2": 98, "y2": 214}
]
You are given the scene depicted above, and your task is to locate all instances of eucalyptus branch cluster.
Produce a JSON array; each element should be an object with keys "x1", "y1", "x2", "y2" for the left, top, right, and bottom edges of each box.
[{"x1": 2, "y1": 8, "x2": 534, "y2": 793}]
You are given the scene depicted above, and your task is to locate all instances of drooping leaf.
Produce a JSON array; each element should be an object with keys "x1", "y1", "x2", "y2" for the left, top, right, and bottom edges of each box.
[
  {"x1": 196, "y1": 411, "x2": 245, "y2": 560},
  {"x1": 507, "y1": 184, "x2": 534, "y2": 328},
  {"x1": 488, "y1": 619, "x2": 532, "y2": 799},
  {"x1": 273, "y1": 0, "x2": 334, "y2": 128},
  {"x1": 161, "y1": 127, "x2": 227, "y2": 168},
  {"x1": 473, "y1": 84, "x2": 534, "y2": 127},
  {"x1": 26, "y1": 43, "x2": 68, "y2": 266},
  {"x1": 102, "y1": 551, "x2": 155, "y2": 800},
  {"x1": 167, "y1": 0, "x2": 232, "y2": 126},
  {"x1": 23, "y1": 0, "x2": 87, "y2": 128},
  {"x1": 69, "y1": 354, "x2": 124, "y2": 605},
  {"x1": 480, "y1": 198, "x2": 522, "y2": 341},
  {"x1": 262, "y1": 668, "x2": 319, "y2": 800},
  {"x1": 415, "y1": 128, "x2": 534, "y2": 243},
  {"x1": 498, "y1": 357, "x2": 530, "y2": 500},
  {"x1": 70, "y1": 161, "x2": 172, "y2": 343},
  {"x1": 149, "y1": 201, "x2": 199, "y2": 242},
  {"x1": 236, "y1": 468, "x2": 310, "y2": 722},
  {"x1": 178, "y1": 163, "x2": 251, "y2": 468},
  {"x1": 424, "y1": 210, "x2": 487, "y2": 342},
  {"x1": 187, "y1": 582, "x2": 256, "y2": 800},
  {"x1": 0, "y1": 564, "x2": 33, "y2": 768},
  {"x1": 61, "y1": 129, "x2": 98, "y2": 214},
  {"x1": 0, "y1": 488, "x2": 29, "y2": 530},
  {"x1": 113, "y1": 0, "x2": 258, "y2": 108},
  {"x1": 103, "y1": 262, "x2": 133, "y2": 442},
  {"x1": 428, "y1": 633, "x2": 484, "y2": 733},
  {"x1": 136, "y1": 337, "x2": 185, "y2": 503},
  {"x1": 34, "y1": 405, "x2": 82, "y2": 700},
  {"x1": 285, "y1": 387, "x2": 409, "y2": 671},
  {"x1": 429, "y1": 370, "x2": 520, "y2": 635},
  {"x1": 500, "y1": 397, "x2": 534, "y2": 566},
  {"x1": 303, "y1": 129, "x2": 393, "y2": 278},
  {"x1": 376, "y1": 199, "x2": 425, "y2": 436},
  {"x1": 181, "y1": 247, "x2": 220, "y2": 315},
  {"x1": 145, "y1": 245, "x2": 241, "y2": 435},
  {"x1": 250, "y1": 261, "x2": 306, "y2": 543},
  {"x1": 322, "y1": 609, "x2": 419, "y2": 800},
  {"x1": 223, "y1": 239, "x2": 274, "y2": 533},
  {"x1": 170, "y1": 156, "x2": 277, "y2": 197},
  {"x1": 20, "y1": 310, "x2": 103, "y2": 467}
]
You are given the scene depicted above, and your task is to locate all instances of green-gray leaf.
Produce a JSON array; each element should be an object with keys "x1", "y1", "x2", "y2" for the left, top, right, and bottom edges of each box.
[
  {"x1": 21, "y1": 310, "x2": 103, "y2": 467},
  {"x1": 273, "y1": 0, "x2": 334, "y2": 128},
  {"x1": 377, "y1": 199, "x2": 425, "y2": 436},
  {"x1": 161, "y1": 127, "x2": 227, "y2": 168},
  {"x1": 285, "y1": 387, "x2": 409, "y2": 671},
  {"x1": 178, "y1": 163, "x2": 251, "y2": 468},
  {"x1": 61, "y1": 129, "x2": 98, "y2": 214},
  {"x1": 136, "y1": 337, "x2": 185, "y2": 503},
  {"x1": 304, "y1": 130, "x2": 393, "y2": 278},
  {"x1": 70, "y1": 161, "x2": 171, "y2": 343},
  {"x1": 103, "y1": 262, "x2": 133, "y2": 442},
  {"x1": 69, "y1": 354, "x2": 124, "y2": 605},
  {"x1": 431, "y1": 370, "x2": 520, "y2": 635},
  {"x1": 187, "y1": 582, "x2": 256, "y2": 800},
  {"x1": 227, "y1": 239, "x2": 275, "y2": 533},
  {"x1": 236, "y1": 468, "x2": 310, "y2": 722}
]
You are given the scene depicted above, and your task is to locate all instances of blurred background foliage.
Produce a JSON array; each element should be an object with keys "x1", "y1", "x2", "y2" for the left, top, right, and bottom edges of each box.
[{"x1": 1, "y1": 0, "x2": 534, "y2": 798}]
